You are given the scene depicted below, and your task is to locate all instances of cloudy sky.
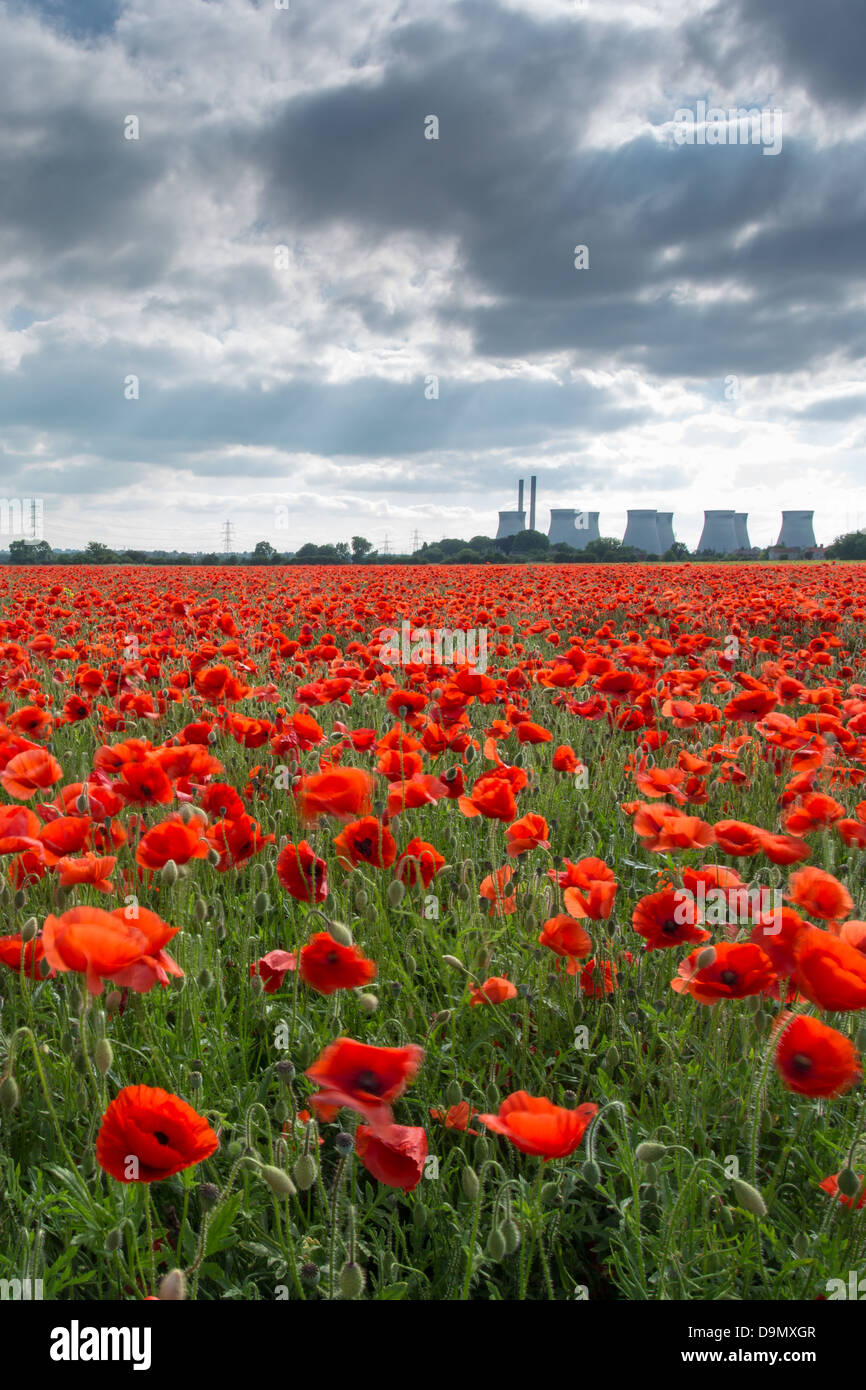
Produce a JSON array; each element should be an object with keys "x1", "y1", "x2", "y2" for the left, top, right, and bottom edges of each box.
[{"x1": 1, "y1": 0, "x2": 864, "y2": 554}]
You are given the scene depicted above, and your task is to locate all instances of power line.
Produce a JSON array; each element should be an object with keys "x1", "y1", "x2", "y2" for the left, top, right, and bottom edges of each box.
[{"x1": 222, "y1": 520, "x2": 235, "y2": 556}]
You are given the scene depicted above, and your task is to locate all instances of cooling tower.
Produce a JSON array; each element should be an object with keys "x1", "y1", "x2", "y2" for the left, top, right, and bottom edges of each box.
[
  {"x1": 776, "y1": 511, "x2": 816, "y2": 549},
  {"x1": 529, "y1": 475, "x2": 537, "y2": 532},
  {"x1": 623, "y1": 509, "x2": 662, "y2": 555},
  {"x1": 656, "y1": 512, "x2": 676, "y2": 552},
  {"x1": 697, "y1": 510, "x2": 738, "y2": 554},
  {"x1": 734, "y1": 513, "x2": 751, "y2": 550},
  {"x1": 548, "y1": 509, "x2": 600, "y2": 550},
  {"x1": 496, "y1": 510, "x2": 527, "y2": 539}
]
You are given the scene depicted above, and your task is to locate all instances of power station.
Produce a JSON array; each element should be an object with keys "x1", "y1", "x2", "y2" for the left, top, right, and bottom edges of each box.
[{"x1": 495, "y1": 481, "x2": 820, "y2": 554}]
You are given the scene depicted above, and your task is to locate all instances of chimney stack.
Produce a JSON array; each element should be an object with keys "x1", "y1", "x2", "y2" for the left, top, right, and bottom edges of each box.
[
  {"x1": 529, "y1": 475, "x2": 537, "y2": 532},
  {"x1": 517, "y1": 479, "x2": 524, "y2": 513}
]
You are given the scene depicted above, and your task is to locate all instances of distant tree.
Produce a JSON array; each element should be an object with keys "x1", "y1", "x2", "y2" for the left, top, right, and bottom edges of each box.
[
  {"x1": 199, "y1": 552, "x2": 221, "y2": 566},
  {"x1": 438, "y1": 538, "x2": 468, "y2": 557},
  {"x1": 9, "y1": 538, "x2": 53, "y2": 563},
  {"x1": 827, "y1": 531, "x2": 866, "y2": 560},
  {"x1": 454, "y1": 547, "x2": 480, "y2": 563},
  {"x1": 351, "y1": 536, "x2": 373, "y2": 561},
  {"x1": 663, "y1": 542, "x2": 691, "y2": 560},
  {"x1": 513, "y1": 529, "x2": 549, "y2": 556},
  {"x1": 252, "y1": 540, "x2": 277, "y2": 564},
  {"x1": 420, "y1": 545, "x2": 445, "y2": 562},
  {"x1": 121, "y1": 549, "x2": 148, "y2": 564},
  {"x1": 334, "y1": 541, "x2": 351, "y2": 563},
  {"x1": 468, "y1": 535, "x2": 495, "y2": 552},
  {"x1": 84, "y1": 541, "x2": 118, "y2": 564}
]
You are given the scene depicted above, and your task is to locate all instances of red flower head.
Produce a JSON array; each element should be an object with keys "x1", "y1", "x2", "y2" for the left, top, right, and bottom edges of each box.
[
  {"x1": 469, "y1": 975, "x2": 518, "y2": 1006},
  {"x1": 671, "y1": 941, "x2": 776, "y2": 1005},
  {"x1": 479, "y1": 1091, "x2": 598, "y2": 1161},
  {"x1": 250, "y1": 949, "x2": 298, "y2": 994},
  {"x1": 505, "y1": 814, "x2": 550, "y2": 857},
  {"x1": 276, "y1": 839, "x2": 329, "y2": 903},
  {"x1": 793, "y1": 927, "x2": 866, "y2": 1012},
  {"x1": 355, "y1": 1124, "x2": 428, "y2": 1191},
  {"x1": 305, "y1": 1037, "x2": 424, "y2": 1130},
  {"x1": 296, "y1": 932, "x2": 376, "y2": 996},
  {"x1": 96, "y1": 1084, "x2": 218, "y2": 1183},
  {"x1": 538, "y1": 914, "x2": 593, "y2": 972},
  {"x1": 786, "y1": 867, "x2": 854, "y2": 924},
  {"x1": 333, "y1": 817, "x2": 397, "y2": 871},
  {"x1": 632, "y1": 889, "x2": 711, "y2": 952},
  {"x1": 394, "y1": 838, "x2": 446, "y2": 888},
  {"x1": 774, "y1": 1015, "x2": 860, "y2": 1098}
]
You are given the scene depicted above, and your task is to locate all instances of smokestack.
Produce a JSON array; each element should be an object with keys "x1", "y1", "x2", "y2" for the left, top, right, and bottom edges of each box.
[
  {"x1": 777, "y1": 511, "x2": 816, "y2": 549},
  {"x1": 623, "y1": 509, "x2": 662, "y2": 556},
  {"x1": 548, "y1": 509, "x2": 600, "y2": 550},
  {"x1": 518, "y1": 479, "x2": 524, "y2": 513},
  {"x1": 529, "y1": 475, "x2": 537, "y2": 532},
  {"x1": 733, "y1": 513, "x2": 751, "y2": 550},
  {"x1": 656, "y1": 512, "x2": 676, "y2": 552},
  {"x1": 697, "y1": 511, "x2": 738, "y2": 554}
]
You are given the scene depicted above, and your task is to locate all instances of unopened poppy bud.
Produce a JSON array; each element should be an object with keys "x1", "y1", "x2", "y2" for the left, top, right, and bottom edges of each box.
[
  {"x1": 486, "y1": 1227, "x2": 506, "y2": 1261},
  {"x1": 357, "y1": 992, "x2": 378, "y2": 1014},
  {"x1": 474, "y1": 1136, "x2": 489, "y2": 1161},
  {"x1": 253, "y1": 891, "x2": 270, "y2": 918},
  {"x1": 856, "y1": 1025, "x2": 866, "y2": 1053},
  {"x1": 744, "y1": 994, "x2": 762, "y2": 1015},
  {"x1": 445, "y1": 1079, "x2": 463, "y2": 1107},
  {"x1": 178, "y1": 801, "x2": 197, "y2": 824},
  {"x1": 432, "y1": 1009, "x2": 452, "y2": 1024},
  {"x1": 160, "y1": 859, "x2": 179, "y2": 886},
  {"x1": 250, "y1": 973, "x2": 265, "y2": 996},
  {"x1": 387, "y1": 880, "x2": 406, "y2": 908},
  {"x1": 695, "y1": 946, "x2": 716, "y2": 970},
  {"x1": 838, "y1": 1167, "x2": 862, "y2": 1199},
  {"x1": 193, "y1": 897, "x2": 208, "y2": 924},
  {"x1": 581, "y1": 1161, "x2": 601, "y2": 1187},
  {"x1": 197, "y1": 968, "x2": 215, "y2": 991},
  {"x1": 461, "y1": 1166, "x2": 480, "y2": 1201},
  {"x1": 329, "y1": 920, "x2": 354, "y2": 947},
  {"x1": 292, "y1": 1153, "x2": 317, "y2": 1191},
  {"x1": 339, "y1": 1261, "x2": 365, "y2": 1299},
  {"x1": 603, "y1": 1046, "x2": 619, "y2": 1073},
  {"x1": 104, "y1": 989, "x2": 123, "y2": 1015},
  {"x1": 259, "y1": 1165, "x2": 297, "y2": 1197},
  {"x1": 335, "y1": 1131, "x2": 355, "y2": 1158},
  {"x1": 95, "y1": 1038, "x2": 113, "y2": 1076},
  {"x1": 354, "y1": 890, "x2": 369, "y2": 911},
  {"x1": 501, "y1": 1219, "x2": 521, "y2": 1254},
  {"x1": 105, "y1": 1227, "x2": 124, "y2": 1254},
  {"x1": 485, "y1": 1081, "x2": 500, "y2": 1108},
  {"x1": 405, "y1": 954, "x2": 417, "y2": 974},
  {"x1": 159, "y1": 1269, "x2": 187, "y2": 1300},
  {"x1": 227, "y1": 1140, "x2": 244, "y2": 1161},
  {"x1": 443, "y1": 954, "x2": 468, "y2": 974},
  {"x1": 207, "y1": 729, "x2": 218, "y2": 745},
  {"x1": 720, "y1": 1204, "x2": 734, "y2": 1230},
  {"x1": 20, "y1": 916, "x2": 38, "y2": 943},
  {"x1": 540, "y1": 1180, "x2": 560, "y2": 1203},
  {"x1": 199, "y1": 1182, "x2": 220, "y2": 1209},
  {"x1": 1, "y1": 1075, "x2": 20, "y2": 1111},
  {"x1": 188, "y1": 1071, "x2": 203, "y2": 1091},
  {"x1": 207, "y1": 847, "x2": 221, "y2": 866},
  {"x1": 275, "y1": 1059, "x2": 295, "y2": 1082},
  {"x1": 731, "y1": 1178, "x2": 767, "y2": 1217},
  {"x1": 76, "y1": 790, "x2": 91, "y2": 815},
  {"x1": 793, "y1": 1231, "x2": 810, "y2": 1258},
  {"x1": 635, "y1": 1141, "x2": 668, "y2": 1164},
  {"x1": 13, "y1": 890, "x2": 26, "y2": 910}
]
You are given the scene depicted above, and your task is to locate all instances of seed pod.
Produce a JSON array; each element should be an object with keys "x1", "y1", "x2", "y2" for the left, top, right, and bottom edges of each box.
[
  {"x1": 731, "y1": 1178, "x2": 767, "y2": 1218},
  {"x1": 339, "y1": 1262, "x2": 365, "y2": 1300},
  {"x1": 292, "y1": 1153, "x2": 318, "y2": 1191},
  {"x1": 188, "y1": 1071, "x2": 203, "y2": 1091},
  {"x1": 259, "y1": 1165, "x2": 297, "y2": 1198},
  {"x1": 461, "y1": 1167, "x2": 480, "y2": 1201},
  {"x1": 94, "y1": 1038, "x2": 113, "y2": 1076},
  {"x1": 158, "y1": 1269, "x2": 187, "y2": 1300},
  {"x1": 300, "y1": 1261, "x2": 321, "y2": 1287},
  {"x1": 635, "y1": 1141, "x2": 668, "y2": 1164},
  {"x1": 486, "y1": 1227, "x2": 506, "y2": 1261},
  {"x1": 0, "y1": 1075, "x2": 19, "y2": 1111}
]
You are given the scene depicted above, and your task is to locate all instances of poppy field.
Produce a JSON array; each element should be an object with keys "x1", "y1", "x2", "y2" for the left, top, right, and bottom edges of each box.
[{"x1": 2, "y1": 560, "x2": 866, "y2": 1303}]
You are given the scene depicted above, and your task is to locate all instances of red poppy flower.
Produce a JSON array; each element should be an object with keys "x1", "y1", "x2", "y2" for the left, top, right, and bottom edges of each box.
[
  {"x1": 479, "y1": 1091, "x2": 598, "y2": 1160},
  {"x1": 0, "y1": 748, "x2": 64, "y2": 799},
  {"x1": 0, "y1": 932, "x2": 48, "y2": 978},
  {"x1": 305, "y1": 1037, "x2": 423, "y2": 1130},
  {"x1": 250, "y1": 949, "x2": 298, "y2": 994},
  {"x1": 96, "y1": 1084, "x2": 219, "y2": 1182},
  {"x1": 56, "y1": 852, "x2": 116, "y2": 893},
  {"x1": 480, "y1": 865, "x2": 517, "y2": 916},
  {"x1": 296, "y1": 932, "x2": 376, "y2": 995},
  {"x1": 631, "y1": 889, "x2": 711, "y2": 952},
  {"x1": 774, "y1": 1014, "x2": 860, "y2": 1098},
  {"x1": 793, "y1": 927, "x2": 866, "y2": 1012},
  {"x1": 295, "y1": 767, "x2": 375, "y2": 824},
  {"x1": 429, "y1": 1101, "x2": 480, "y2": 1134},
  {"x1": 469, "y1": 975, "x2": 518, "y2": 1006},
  {"x1": 394, "y1": 838, "x2": 445, "y2": 887},
  {"x1": 505, "y1": 813, "x2": 550, "y2": 856},
  {"x1": 276, "y1": 839, "x2": 329, "y2": 903},
  {"x1": 355, "y1": 1124, "x2": 428, "y2": 1190},
  {"x1": 819, "y1": 1171, "x2": 866, "y2": 1209},
  {"x1": 672, "y1": 941, "x2": 776, "y2": 1005},
  {"x1": 538, "y1": 914, "x2": 593, "y2": 972},
  {"x1": 136, "y1": 815, "x2": 209, "y2": 871},
  {"x1": 41, "y1": 906, "x2": 150, "y2": 996},
  {"x1": 786, "y1": 867, "x2": 853, "y2": 923},
  {"x1": 333, "y1": 817, "x2": 397, "y2": 870}
]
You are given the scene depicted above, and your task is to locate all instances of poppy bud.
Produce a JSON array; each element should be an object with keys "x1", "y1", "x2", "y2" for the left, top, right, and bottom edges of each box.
[
  {"x1": 188, "y1": 1071, "x2": 203, "y2": 1091},
  {"x1": 193, "y1": 897, "x2": 208, "y2": 924},
  {"x1": 445, "y1": 1079, "x2": 463, "y2": 1107},
  {"x1": 20, "y1": 916, "x2": 38, "y2": 943},
  {"x1": 207, "y1": 847, "x2": 221, "y2": 867},
  {"x1": 838, "y1": 1167, "x2": 862, "y2": 1199},
  {"x1": 259, "y1": 1165, "x2": 297, "y2": 1198},
  {"x1": 753, "y1": 1012, "x2": 769, "y2": 1035},
  {"x1": 695, "y1": 946, "x2": 716, "y2": 970},
  {"x1": 432, "y1": 1009, "x2": 452, "y2": 1024},
  {"x1": 442, "y1": 954, "x2": 468, "y2": 974},
  {"x1": 207, "y1": 729, "x2": 218, "y2": 745},
  {"x1": 603, "y1": 1046, "x2": 619, "y2": 1073},
  {"x1": 387, "y1": 880, "x2": 406, "y2": 908},
  {"x1": 275, "y1": 1059, "x2": 295, "y2": 1083},
  {"x1": 461, "y1": 1167, "x2": 480, "y2": 1201},
  {"x1": 13, "y1": 890, "x2": 26, "y2": 910},
  {"x1": 856, "y1": 1025, "x2": 866, "y2": 1053},
  {"x1": 720, "y1": 1204, "x2": 734, "y2": 1230},
  {"x1": 197, "y1": 969, "x2": 215, "y2": 991},
  {"x1": 105, "y1": 1227, "x2": 124, "y2": 1254},
  {"x1": 405, "y1": 954, "x2": 417, "y2": 975},
  {"x1": 413, "y1": 1203, "x2": 428, "y2": 1230},
  {"x1": 501, "y1": 1219, "x2": 521, "y2": 1254},
  {"x1": 339, "y1": 1261, "x2": 365, "y2": 1299},
  {"x1": 76, "y1": 790, "x2": 91, "y2": 815},
  {"x1": 94, "y1": 1038, "x2": 113, "y2": 1076},
  {"x1": 105, "y1": 990, "x2": 123, "y2": 1015},
  {"x1": 485, "y1": 1081, "x2": 500, "y2": 1108},
  {"x1": 744, "y1": 994, "x2": 762, "y2": 1015},
  {"x1": 635, "y1": 1141, "x2": 668, "y2": 1164},
  {"x1": 540, "y1": 1180, "x2": 560, "y2": 1203},
  {"x1": 793, "y1": 1231, "x2": 810, "y2": 1258},
  {"x1": 253, "y1": 891, "x2": 270, "y2": 918},
  {"x1": 227, "y1": 1140, "x2": 244, "y2": 1161},
  {"x1": 581, "y1": 1161, "x2": 601, "y2": 1187},
  {"x1": 329, "y1": 920, "x2": 354, "y2": 947},
  {"x1": 158, "y1": 1269, "x2": 187, "y2": 1300},
  {"x1": 731, "y1": 1178, "x2": 767, "y2": 1218},
  {"x1": 0, "y1": 1075, "x2": 20, "y2": 1111},
  {"x1": 354, "y1": 890, "x2": 369, "y2": 912},
  {"x1": 475, "y1": 1136, "x2": 489, "y2": 1161},
  {"x1": 160, "y1": 859, "x2": 179, "y2": 886},
  {"x1": 292, "y1": 1153, "x2": 317, "y2": 1191},
  {"x1": 335, "y1": 1131, "x2": 355, "y2": 1158},
  {"x1": 250, "y1": 972, "x2": 265, "y2": 996},
  {"x1": 486, "y1": 1227, "x2": 506, "y2": 1261},
  {"x1": 199, "y1": 1182, "x2": 220, "y2": 1209},
  {"x1": 524, "y1": 912, "x2": 539, "y2": 934},
  {"x1": 357, "y1": 992, "x2": 378, "y2": 1014}
]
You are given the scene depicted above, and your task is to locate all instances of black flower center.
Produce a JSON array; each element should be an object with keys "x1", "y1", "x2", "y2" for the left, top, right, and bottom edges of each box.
[
  {"x1": 354, "y1": 1069, "x2": 383, "y2": 1095},
  {"x1": 792, "y1": 1053, "x2": 813, "y2": 1072},
  {"x1": 720, "y1": 970, "x2": 738, "y2": 985},
  {"x1": 154, "y1": 1130, "x2": 170, "y2": 1145}
]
